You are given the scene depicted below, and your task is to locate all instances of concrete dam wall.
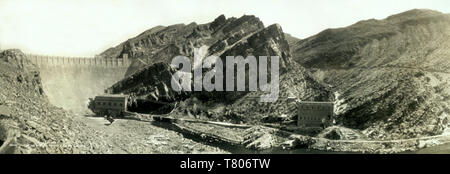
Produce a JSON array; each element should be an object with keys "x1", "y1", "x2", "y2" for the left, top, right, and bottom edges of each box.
[{"x1": 26, "y1": 54, "x2": 130, "y2": 113}]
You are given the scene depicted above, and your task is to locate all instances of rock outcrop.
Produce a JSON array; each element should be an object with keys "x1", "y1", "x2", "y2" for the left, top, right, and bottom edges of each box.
[
  {"x1": 221, "y1": 24, "x2": 333, "y2": 123},
  {"x1": 101, "y1": 15, "x2": 265, "y2": 77}
]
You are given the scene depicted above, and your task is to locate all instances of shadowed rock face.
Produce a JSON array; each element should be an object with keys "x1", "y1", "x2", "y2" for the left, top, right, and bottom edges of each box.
[
  {"x1": 290, "y1": 9, "x2": 450, "y2": 139},
  {"x1": 202, "y1": 24, "x2": 296, "y2": 102},
  {"x1": 108, "y1": 62, "x2": 188, "y2": 102},
  {"x1": 106, "y1": 15, "x2": 333, "y2": 122}
]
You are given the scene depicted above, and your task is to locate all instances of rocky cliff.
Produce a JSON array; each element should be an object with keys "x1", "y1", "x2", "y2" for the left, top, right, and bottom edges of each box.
[
  {"x1": 101, "y1": 15, "x2": 265, "y2": 77},
  {"x1": 0, "y1": 49, "x2": 82, "y2": 153},
  {"x1": 291, "y1": 9, "x2": 450, "y2": 139},
  {"x1": 106, "y1": 15, "x2": 333, "y2": 123}
]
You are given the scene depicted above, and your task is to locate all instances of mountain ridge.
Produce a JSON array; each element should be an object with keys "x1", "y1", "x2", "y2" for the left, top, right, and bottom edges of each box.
[{"x1": 290, "y1": 9, "x2": 450, "y2": 139}]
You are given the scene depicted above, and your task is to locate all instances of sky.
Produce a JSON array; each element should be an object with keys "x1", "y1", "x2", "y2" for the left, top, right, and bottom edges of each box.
[{"x1": 0, "y1": 0, "x2": 449, "y2": 56}]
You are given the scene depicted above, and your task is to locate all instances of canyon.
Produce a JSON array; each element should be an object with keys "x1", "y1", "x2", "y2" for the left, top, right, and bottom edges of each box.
[{"x1": 1, "y1": 9, "x2": 450, "y2": 153}]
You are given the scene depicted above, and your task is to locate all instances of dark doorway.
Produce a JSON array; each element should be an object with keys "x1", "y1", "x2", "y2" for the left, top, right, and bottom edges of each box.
[{"x1": 128, "y1": 99, "x2": 175, "y2": 115}]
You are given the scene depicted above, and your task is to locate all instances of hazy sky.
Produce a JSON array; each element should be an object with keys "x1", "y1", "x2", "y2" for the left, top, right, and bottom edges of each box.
[{"x1": 1, "y1": 0, "x2": 449, "y2": 56}]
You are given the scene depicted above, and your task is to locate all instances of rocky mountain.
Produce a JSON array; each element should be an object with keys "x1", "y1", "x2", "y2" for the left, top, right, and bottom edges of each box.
[
  {"x1": 101, "y1": 14, "x2": 266, "y2": 77},
  {"x1": 104, "y1": 10, "x2": 450, "y2": 140},
  {"x1": 290, "y1": 9, "x2": 450, "y2": 139},
  {"x1": 105, "y1": 15, "x2": 333, "y2": 123}
]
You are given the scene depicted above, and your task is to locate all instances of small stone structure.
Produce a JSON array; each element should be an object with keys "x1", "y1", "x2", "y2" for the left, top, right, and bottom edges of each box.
[
  {"x1": 297, "y1": 101, "x2": 334, "y2": 127},
  {"x1": 88, "y1": 94, "x2": 129, "y2": 117}
]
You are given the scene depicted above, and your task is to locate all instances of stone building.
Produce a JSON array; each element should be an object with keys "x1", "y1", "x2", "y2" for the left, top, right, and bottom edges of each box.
[
  {"x1": 88, "y1": 95, "x2": 129, "y2": 117},
  {"x1": 297, "y1": 101, "x2": 334, "y2": 127}
]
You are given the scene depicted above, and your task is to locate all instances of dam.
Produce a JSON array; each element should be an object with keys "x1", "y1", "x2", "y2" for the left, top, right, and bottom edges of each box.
[{"x1": 25, "y1": 54, "x2": 131, "y2": 113}]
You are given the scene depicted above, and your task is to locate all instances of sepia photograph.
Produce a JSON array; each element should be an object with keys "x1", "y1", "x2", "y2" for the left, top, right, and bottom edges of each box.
[{"x1": 1, "y1": 0, "x2": 450, "y2": 171}]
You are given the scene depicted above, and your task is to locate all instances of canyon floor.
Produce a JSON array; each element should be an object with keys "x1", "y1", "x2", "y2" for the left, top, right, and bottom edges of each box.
[
  {"x1": 71, "y1": 114, "x2": 227, "y2": 154},
  {"x1": 73, "y1": 112, "x2": 450, "y2": 154}
]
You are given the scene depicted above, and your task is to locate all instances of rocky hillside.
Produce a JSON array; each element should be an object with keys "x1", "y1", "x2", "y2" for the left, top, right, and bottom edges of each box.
[
  {"x1": 0, "y1": 49, "x2": 87, "y2": 153},
  {"x1": 101, "y1": 15, "x2": 265, "y2": 77},
  {"x1": 106, "y1": 15, "x2": 333, "y2": 123},
  {"x1": 291, "y1": 9, "x2": 450, "y2": 140}
]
